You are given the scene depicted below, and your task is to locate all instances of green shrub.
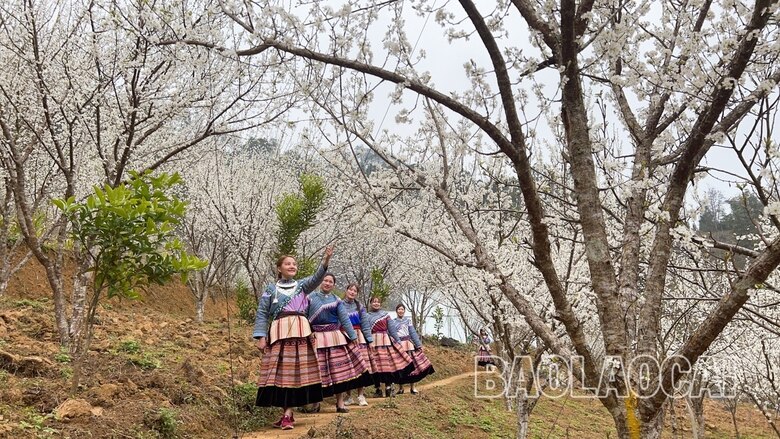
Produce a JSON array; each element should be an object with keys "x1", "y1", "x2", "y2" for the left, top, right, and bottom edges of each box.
[
  {"x1": 19, "y1": 412, "x2": 57, "y2": 437},
  {"x1": 119, "y1": 339, "x2": 141, "y2": 354},
  {"x1": 144, "y1": 407, "x2": 178, "y2": 438},
  {"x1": 54, "y1": 351, "x2": 71, "y2": 363},
  {"x1": 130, "y1": 352, "x2": 161, "y2": 370},
  {"x1": 235, "y1": 281, "x2": 256, "y2": 325}
]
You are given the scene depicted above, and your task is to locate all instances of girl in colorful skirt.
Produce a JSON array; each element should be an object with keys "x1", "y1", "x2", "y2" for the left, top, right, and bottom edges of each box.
[
  {"x1": 394, "y1": 304, "x2": 435, "y2": 394},
  {"x1": 307, "y1": 274, "x2": 370, "y2": 413},
  {"x1": 252, "y1": 247, "x2": 333, "y2": 430},
  {"x1": 365, "y1": 296, "x2": 414, "y2": 397},
  {"x1": 342, "y1": 283, "x2": 373, "y2": 406},
  {"x1": 475, "y1": 328, "x2": 495, "y2": 368}
]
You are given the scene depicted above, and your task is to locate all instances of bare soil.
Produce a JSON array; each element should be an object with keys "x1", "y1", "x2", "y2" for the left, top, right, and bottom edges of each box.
[{"x1": 0, "y1": 257, "x2": 775, "y2": 438}]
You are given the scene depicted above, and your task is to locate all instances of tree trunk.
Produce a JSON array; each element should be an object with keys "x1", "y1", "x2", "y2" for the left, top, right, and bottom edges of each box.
[
  {"x1": 196, "y1": 294, "x2": 206, "y2": 323},
  {"x1": 69, "y1": 247, "x2": 91, "y2": 347},
  {"x1": 47, "y1": 257, "x2": 71, "y2": 346},
  {"x1": 191, "y1": 276, "x2": 207, "y2": 323},
  {"x1": 609, "y1": 403, "x2": 665, "y2": 439},
  {"x1": 70, "y1": 282, "x2": 103, "y2": 394},
  {"x1": 612, "y1": 411, "x2": 634, "y2": 439},
  {"x1": 0, "y1": 248, "x2": 32, "y2": 297},
  {"x1": 745, "y1": 391, "x2": 780, "y2": 438},
  {"x1": 685, "y1": 394, "x2": 705, "y2": 439},
  {"x1": 640, "y1": 409, "x2": 665, "y2": 439},
  {"x1": 0, "y1": 242, "x2": 8, "y2": 297},
  {"x1": 516, "y1": 396, "x2": 530, "y2": 439},
  {"x1": 726, "y1": 397, "x2": 741, "y2": 439},
  {"x1": 668, "y1": 398, "x2": 679, "y2": 439},
  {"x1": 0, "y1": 181, "x2": 12, "y2": 297}
]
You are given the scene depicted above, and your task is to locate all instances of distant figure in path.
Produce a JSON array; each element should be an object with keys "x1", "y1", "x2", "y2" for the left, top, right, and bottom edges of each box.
[
  {"x1": 252, "y1": 246, "x2": 333, "y2": 431},
  {"x1": 475, "y1": 328, "x2": 495, "y2": 369},
  {"x1": 394, "y1": 304, "x2": 435, "y2": 395}
]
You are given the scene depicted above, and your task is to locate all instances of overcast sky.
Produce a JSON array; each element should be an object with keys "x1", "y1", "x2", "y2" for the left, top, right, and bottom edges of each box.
[{"x1": 264, "y1": 1, "x2": 758, "y2": 205}]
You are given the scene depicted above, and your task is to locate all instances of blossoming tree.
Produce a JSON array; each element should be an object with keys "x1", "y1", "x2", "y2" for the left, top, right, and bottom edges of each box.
[{"x1": 186, "y1": 1, "x2": 780, "y2": 436}]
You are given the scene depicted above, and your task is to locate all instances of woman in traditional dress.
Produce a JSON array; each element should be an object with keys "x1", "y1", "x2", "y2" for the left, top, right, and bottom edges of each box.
[
  {"x1": 307, "y1": 274, "x2": 369, "y2": 413},
  {"x1": 252, "y1": 247, "x2": 333, "y2": 430},
  {"x1": 342, "y1": 283, "x2": 373, "y2": 406},
  {"x1": 365, "y1": 296, "x2": 414, "y2": 397},
  {"x1": 475, "y1": 328, "x2": 495, "y2": 368},
  {"x1": 394, "y1": 304, "x2": 434, "y2": 394}
]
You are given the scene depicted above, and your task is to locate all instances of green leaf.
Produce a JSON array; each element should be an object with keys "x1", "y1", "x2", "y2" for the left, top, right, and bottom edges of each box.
[{"x1": 60, "y1": 170, "x2": 203, "y2": 304}]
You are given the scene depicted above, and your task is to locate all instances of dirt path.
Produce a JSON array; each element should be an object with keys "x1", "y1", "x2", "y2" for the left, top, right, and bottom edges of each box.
[{"x1": 241, "y1": 372, "x2": 475, "y2": 439}]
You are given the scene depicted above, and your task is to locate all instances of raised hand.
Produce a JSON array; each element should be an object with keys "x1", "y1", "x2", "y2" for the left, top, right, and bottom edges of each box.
[{"x1": 324, "y1": 245, "x2": 335, "y2": 263}]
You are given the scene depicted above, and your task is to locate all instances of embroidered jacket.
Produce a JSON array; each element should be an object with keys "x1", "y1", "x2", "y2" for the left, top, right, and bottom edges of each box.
[
  {"x1": 307, "y1": 291, "x2": 357, "y2": 340},
  {"x1": 476, "y1": 335, "x2": 493, "y2": 351},
  {"x1": 365, "y1": 310, "x2": 400, "y2": 342},
  {"x1": 393, "y1": 316, "x2": 422, "y2": 349},
  {"x1": 252, "y1": 263, "x2": 328, "y2": 339},
  {"x1": 342, "y1": 299, "x2": 373, "y2": 343}
]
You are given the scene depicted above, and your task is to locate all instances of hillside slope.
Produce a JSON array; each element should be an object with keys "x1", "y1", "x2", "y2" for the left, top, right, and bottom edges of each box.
[
  {"x1": 0, "y1": 259, "x2": 776, "y2": 438},
  {"x1": 0, "y1": 258, "x2": 471, "y2": 438}
]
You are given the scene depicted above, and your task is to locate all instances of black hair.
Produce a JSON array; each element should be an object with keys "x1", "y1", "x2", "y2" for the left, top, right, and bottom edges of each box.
[{"x1": 345, "y1": 283, "x2": 363, "y2": 311}]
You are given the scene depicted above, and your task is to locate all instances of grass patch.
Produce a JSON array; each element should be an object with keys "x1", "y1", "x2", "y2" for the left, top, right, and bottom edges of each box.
[
  {"x1": 54, "y1": 350, "x2": 71, "y2": 363},
  {"x1": 118, "y1": 339, "x2": 141, "y2": 354},
  {"x1": 129, "y1": 352, "x2": 162, "y2": 370},
  {"x1": 113, "y1": 338, "x2": 164, "y2": 370},
  {"x1": 12, "y1": 299, "x2": 47, "y2": 310},
  {"x1": 60, "y1": 365, "x2": 73, "y2": 380},
  {"x1": 19, "y1": 411, "x2": 58, "y2": 438},
  {"x1": 225, "y1": 382, "x2": 276, "y2": 431},
  {"x1": 144, "y1": 407, "x2": 178, "y2": 438}
]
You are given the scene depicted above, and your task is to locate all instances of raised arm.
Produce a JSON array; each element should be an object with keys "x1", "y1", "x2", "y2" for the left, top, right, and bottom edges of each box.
[{"x1": 299, "y1": 246, "x2": 334, "y2": 294}]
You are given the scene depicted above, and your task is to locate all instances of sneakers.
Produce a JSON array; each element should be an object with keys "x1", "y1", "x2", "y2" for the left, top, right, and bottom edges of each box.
[
  {"x1": 357, "y1": 395, "x2": 368, "y2": 406},
  {"x1": 373, "y1": 387, "x2": 383, "y2": 398},
  {"x1": 343, "y1": 396, "x2": 355, "y2": 406},
  {"x1": 273, "y1": 414, "x2": 295, "y2": 429},
  {"x1": 280, "y1": 415, "x2": 294, "y2": 430},
  {"x1": 410, "y1": 388, "x2": 419, "y2": 395},
  {"x1": 336, "y1": 406, "x2": 350, "y2": 413}
]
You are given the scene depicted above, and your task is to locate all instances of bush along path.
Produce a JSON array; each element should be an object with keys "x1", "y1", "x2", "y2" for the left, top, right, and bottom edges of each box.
[{"x1": 242, "y1": 372, "x2": 476, "y2": 439}]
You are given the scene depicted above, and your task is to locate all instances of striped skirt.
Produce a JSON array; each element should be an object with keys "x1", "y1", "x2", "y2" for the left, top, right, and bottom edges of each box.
[
  {"x1": 353, "y1": 327, "x2": 374, "y2": 375},
  {"x1": 398, "y1": 349, "x2": 435, "y2": 384},
  {"x1": 313, "y1": 325, "x2": 370, "y2": 397},
  {"x1": 256, "y1": 336, "x2": 323, "y2": 407},
  {"x1": 369, "y1": 332, "x2": 414, "y2": 385},
  {"x1": 477, "y1": 346, "x2": 495, "y2": 366},
  {"x1": 397, "y1": 336, "x2": 435, "y2": 384}
]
